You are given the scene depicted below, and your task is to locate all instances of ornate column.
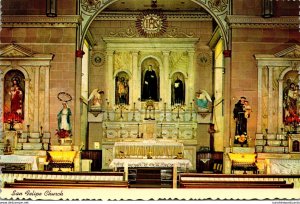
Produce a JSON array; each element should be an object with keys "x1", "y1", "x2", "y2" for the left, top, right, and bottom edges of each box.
[
  {"x1": 44, "y1": 66, "x2": 50, "y2": 132},
  {"x1": 223, "y1": 51, "x2": 231, "y2": 149},
  {"x1": 74, "y1": 49, "x2": 84, "y2": 145},
  {"x1": 267, "y1": 66, "x2": 273, "y2": 132},
  {"x1": 106, "y1": 51, "x2": 114, "y2": 105},
  {"x1": 24, "y1": 76, "x2": 30, "y2": 131},
  {"x1": 278, "y1": 78, "x2": 284, "y2": 132},
  {"x1": 33, "y1": 67, "x2": 40, "y2": 132},
  {"x1": 257, "y1": 63, "x2": 263, "y2": 133},
  {"x1": 188, "y1": 51, "x2": 195, "y2": 104},
  {"x1": 162, "y1": 51, "x2": 170, "y2": 104},
  {"x1": 132, "y1": 51, "x2": 139, "y2": 105}
]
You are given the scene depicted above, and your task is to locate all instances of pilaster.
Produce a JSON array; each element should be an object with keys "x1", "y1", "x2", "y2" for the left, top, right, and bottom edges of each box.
[{"x1": 162, "y1": 51, "x2": 170, "y2": 104}]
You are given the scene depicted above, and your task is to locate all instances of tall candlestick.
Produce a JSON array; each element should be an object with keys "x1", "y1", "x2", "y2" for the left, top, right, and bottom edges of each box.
[
  {"x1": 26, "y1": 124, "x2": 30, "y2": 143},
  {"x1": 190, "y1": 102, "x2": 193, "y2": 121},
  {"x1": 132, "y1": 102, "x2": 136, "y2": 121},
  {"x1": 106, "y1": 101, "x2": 110, "y2": 121},
  {"x1": 163, "y1": 102, "x2": 166, "y2": 121}
]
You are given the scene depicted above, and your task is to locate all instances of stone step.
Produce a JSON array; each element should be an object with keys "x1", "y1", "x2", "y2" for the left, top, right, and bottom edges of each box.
[
  {"x1": 16, "y1": 143, "x2": 44, "y2": 150},
  {"x1": 17, "y1": 138, "x2": 50, "y2": 143},
  {"x1": 21, "y1": 132, "x2": 51, "y2": 139},
  {"x1": 14, "y1": 150, "x2": 47, "y2": 156},
  {"x1": 262, "y1": 146, "x2": 287, "y2": 153},
  {"x1": 255, "y1": 139, "x2": 288, "y2": 146}
]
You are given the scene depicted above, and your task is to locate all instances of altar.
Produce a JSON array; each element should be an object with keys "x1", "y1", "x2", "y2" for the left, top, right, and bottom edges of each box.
[
  {"x1": 110, "y1": 158, "x2": 192, "y2": 188},
  {"x1": 0, "y1": 155, "x2": 38, "y2": 170},
  {"x1": 113, "y1": 140, "x2": 184, "y2": 159}
]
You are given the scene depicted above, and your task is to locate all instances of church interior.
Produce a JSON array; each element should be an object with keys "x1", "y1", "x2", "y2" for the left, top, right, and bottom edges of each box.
[{"x1": 0, "y1": 0, "x2": 300, "y2": 192}]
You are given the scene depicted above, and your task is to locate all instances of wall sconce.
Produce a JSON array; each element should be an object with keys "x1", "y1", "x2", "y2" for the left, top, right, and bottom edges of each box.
[
  {"x1": 46, "y1": 0, "x2": 57, "y2": 17},
  {"x1": 262, "y1": 0, "x2": 274, "y2": 18}
]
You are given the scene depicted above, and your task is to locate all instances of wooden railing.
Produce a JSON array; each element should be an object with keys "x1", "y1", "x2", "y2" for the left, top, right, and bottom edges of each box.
[
  {"x1": 4, "y1": 178, "x2": 128, "y2": 188},
  {"x1": 0, "y1": 170, "x2": 125, "y2": 187},
  {"x1": 180, "y1": 180, "x2": 293, "y2": 188},
  {"x1": 179, "y1": 173, "x2": 300, "y2": 188}
]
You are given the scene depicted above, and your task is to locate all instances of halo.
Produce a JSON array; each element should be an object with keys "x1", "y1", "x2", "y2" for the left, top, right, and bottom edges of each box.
[{"x1": 57, "y1": 92, "x2": 72, "y2": 103}]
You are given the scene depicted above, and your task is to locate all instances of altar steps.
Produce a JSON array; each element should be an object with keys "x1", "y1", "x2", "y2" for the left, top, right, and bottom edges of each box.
[{"x1": 126, "y1": 167, "x2": 173, "y2": 188}]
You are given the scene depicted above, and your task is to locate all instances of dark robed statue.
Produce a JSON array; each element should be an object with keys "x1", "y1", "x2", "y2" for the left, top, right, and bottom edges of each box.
[{"x1": 142, "y1": 65, "x2": 158, "y2": 101}]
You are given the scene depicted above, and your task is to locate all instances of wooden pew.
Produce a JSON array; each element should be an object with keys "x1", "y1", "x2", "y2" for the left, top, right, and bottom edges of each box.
[
  {"x1": 4, "y1": 182, "x2": 128, "y2": 188},
  {"x1": 15, "y1": 178, "x2": 128, "y2": 185},
  {"x1": 180, "y1": 182, "x2": 294, "y2": 188},
  {"x1": 4, "y1": 179, "x2": 128, "y2": 188},
  {"x1": 178, "y1": 173, "x2": 295, "y2": 189}
]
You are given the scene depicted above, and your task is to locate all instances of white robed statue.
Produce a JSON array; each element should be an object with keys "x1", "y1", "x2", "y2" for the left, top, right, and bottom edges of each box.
[
  {"x1": 88, "y1": 89, "x2": 104, "y2": 110},
  {"x1": 196, "y1": 90, "x2": 212, "y2": 112}
]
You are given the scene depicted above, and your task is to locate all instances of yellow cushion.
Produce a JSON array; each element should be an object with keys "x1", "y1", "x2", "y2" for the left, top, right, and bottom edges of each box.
[{"x1": 48, "y1": 151, "x2": 76, "y2": 163}]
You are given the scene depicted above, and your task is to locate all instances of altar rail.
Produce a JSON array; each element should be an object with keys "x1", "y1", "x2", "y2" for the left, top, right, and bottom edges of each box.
[
  {"x1": 179, "y1": 173, "x2": 300, "y2": 188},
  {"x1": 0, "y1": 170, "x2": 124, "y2": 187},
  {"x1": 4, "y1": 179, "x2": 128, "y2": 189}
]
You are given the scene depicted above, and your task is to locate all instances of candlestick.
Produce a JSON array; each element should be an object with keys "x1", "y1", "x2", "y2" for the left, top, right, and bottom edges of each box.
[
  {"x1": 159, "y1": 123, "x2": 163, "y2": 138},
  {"x1": 132, "y1": 102, "x2": 136, "y2": 121},
  {"x1": 137, "y1": 123, "x2": 140, "y2": 138},
  {"x1": 163, "y1": 102, "x2": 166, "y2": 121},
  {"x1": 106, "y1": 101, "x2": 110, "y2": 121},
  {"x1": 189, "y1": 102, "x2": 193, "y2": 121},
  {"x1": 26, "y1": 125, "x2": 30, "y2": 143},
  {"x1": 40, "y1": 126, "x2": 44, "y2": 149}
]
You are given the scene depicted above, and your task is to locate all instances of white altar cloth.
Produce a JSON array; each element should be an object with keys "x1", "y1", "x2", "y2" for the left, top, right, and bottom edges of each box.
[
  {"x1": 109, "y1": 158, "x2": 192, "y2": 169},
  {"x1": 269, "y1": 159, "x2": 300, "y2": 174},
  {"x1": 0, "y1": 155, "x2": 38, "y2": 170},
  {"x1": 113, "y1": 140, "x2": 184, "y2": 158}
]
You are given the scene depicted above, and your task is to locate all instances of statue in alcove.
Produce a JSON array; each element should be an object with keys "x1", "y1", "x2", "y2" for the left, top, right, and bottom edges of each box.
[
  {"x1": 142, "y1": 65, "x2": 158, "y2": 101},
  {"x1": 283, "y1": 80, "x2": 300, "y2": 133},
  {"x1": 4, "y1": 70, "x2": 25, "y2": 130},
  {"x1": 195, "y1": 90, "x2": 212, "y2": 112},
  {"x1": 88, "y1": 88, "x2": 104, "y2": 110},
  {"x1": 115, "y1": 73, "x2": 129, "y2": 105},
  {"x1": 172, "y1": 76, "x2": 185, "y2": 105}
]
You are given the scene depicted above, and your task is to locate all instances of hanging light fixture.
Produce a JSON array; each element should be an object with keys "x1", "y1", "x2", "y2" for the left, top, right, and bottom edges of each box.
[
  {"x1": 46, "y1": 0, "x2": 57, "y2": 17},
  {"x1": 262, "y1": 0, "x2": 274, "y2": 18}
]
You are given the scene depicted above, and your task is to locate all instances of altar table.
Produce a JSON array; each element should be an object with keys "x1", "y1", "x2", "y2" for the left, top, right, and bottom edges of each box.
[
  {"x1": 113, "y1": 140, "x2": 184, "y2": 159},
  {"x1": 0, "y1": 155, "x2": 38, "y2": 170},
  {"x1": 110, "y1": 158, "x2": 192, "y2": 188}
]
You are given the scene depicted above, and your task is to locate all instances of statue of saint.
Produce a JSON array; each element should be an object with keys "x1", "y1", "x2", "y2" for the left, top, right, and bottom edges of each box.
[
  {"x1": 9, "y1": 77, "x2": 24, "y2": 122},
  {"x1": 233, "y1": 96, "x2": 247, "y2": 136},
  {"x1": 57, "y1": 102, "x2": 72, "y2": 137},
  {"x1": 88, "y1": 89, "x2": 104, "y2": 109},
  {"x1": 173, "y1": 77, "x2": 184, "y2": 104},
  {"x1": 142, "y1": 65, "x2": 158, "y2": 101},
  {"x1": 195, "y1": 90, "x2": 212, "y2": 112},
  {"x1": 116, "y1": 76, "x2": 129, "y2": 104}
]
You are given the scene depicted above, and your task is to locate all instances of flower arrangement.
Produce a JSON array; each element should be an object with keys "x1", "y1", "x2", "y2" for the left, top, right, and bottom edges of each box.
[
  {"x1": 56, "y1": 129, "x2": 71, "y2": 139},
  {"x1": 235, "y1": 132, "x2": 247, "y2": 146}
]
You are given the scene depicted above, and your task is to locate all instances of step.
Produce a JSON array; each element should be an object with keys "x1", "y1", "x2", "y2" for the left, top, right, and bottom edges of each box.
[
  {"x1": 16, "y1": 143, "x2": 44, "y2": 150},
  {"x1": 135, "y1": 179, "x2": 162, "y2": 184},
  {"x1": 255, "y1": 139, "x2": 288, "y2": 146},
  {"x1": 262, "y1": 146, "x2": 287, "y2": 153},
  {"x1": 136, "y1": 174, "x2": 161, "y2": 179}
]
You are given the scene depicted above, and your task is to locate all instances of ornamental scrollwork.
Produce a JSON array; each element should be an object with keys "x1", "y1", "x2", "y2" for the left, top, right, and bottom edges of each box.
[
  {"x1": 81, "y1": 0, "x2": 103, "y2": 14},
  {"x1": 208, "y1": 0, "x2": 228, "y2": 13}
]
